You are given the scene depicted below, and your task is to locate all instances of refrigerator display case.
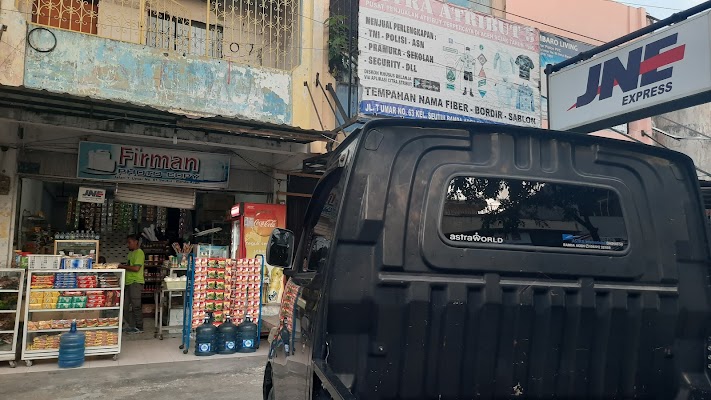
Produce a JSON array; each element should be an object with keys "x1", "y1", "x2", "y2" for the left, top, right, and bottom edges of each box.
[
  {"x1": 54, "y1": 240, "x2": 100, "y2": 260},
  {"x1": 193, "y1": 244, "x2": 228, "y2": 259},
  {"x1": 229, "y1": 203, "x2": 286, "y2": 305}
]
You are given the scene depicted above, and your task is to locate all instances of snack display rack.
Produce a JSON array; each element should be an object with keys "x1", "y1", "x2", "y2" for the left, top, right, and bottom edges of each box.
[
  {"x1": 21, "y1": 269, "x2": 125, "y2": 366},
  {"x1": 0, "y1": 269, "x2": 25, "y2": 368},
  {"x1": 182, "y1": 256, "x2": 264, "y2": 353}
]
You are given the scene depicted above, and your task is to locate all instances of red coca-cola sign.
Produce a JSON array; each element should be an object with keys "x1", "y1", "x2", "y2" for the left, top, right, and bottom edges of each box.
[
  {"x1": 254, "y1": 210, "x2": 278, "y2": 236},
  {"x1": 254, "y1": 219, "x2": 277, "y2": 228}
]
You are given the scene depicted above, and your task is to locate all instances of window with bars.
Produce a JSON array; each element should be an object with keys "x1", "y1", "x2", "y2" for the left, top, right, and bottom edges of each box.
[{"x1": 146, "y1": 13, "x2": 223, "y2": 58}]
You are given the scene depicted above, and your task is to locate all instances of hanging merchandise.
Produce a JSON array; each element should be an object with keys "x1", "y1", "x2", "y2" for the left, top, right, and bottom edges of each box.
[
  {"x1": 107, "y1": 200, "x2": 114, "y2": 233},
  {"x1": 73, "y1": 200, "x2": 80, "y2": 231},
  {"x1": 157, "y1": 207, "x2": 167, "y2": 233},
  {"x1": 178, "y1": 209, "x2": 186, "y2": 238},
  {"x1": 100, "y1": 201, "x2": 108, "y2": 234},
  {"x1": 66, "y1": 197, "x2": 75, "y2": 228}
]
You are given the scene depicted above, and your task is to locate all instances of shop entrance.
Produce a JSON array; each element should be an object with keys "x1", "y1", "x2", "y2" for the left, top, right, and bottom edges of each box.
[{"x1": 13, "y1": 176, "x2": 272, "y2": 367}]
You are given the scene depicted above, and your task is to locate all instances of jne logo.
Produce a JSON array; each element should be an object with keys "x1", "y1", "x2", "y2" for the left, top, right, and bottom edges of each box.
[
  {"x1": 82, "y1": 190, "x2": 104, "y2": 199},
  {"x1": 569, "y1": 33, "x2": 686, "y2": 110}
]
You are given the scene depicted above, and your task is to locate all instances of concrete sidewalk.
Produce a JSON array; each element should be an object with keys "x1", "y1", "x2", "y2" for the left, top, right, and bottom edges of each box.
[{"x1": 0, "y1": 356, "x2": 266, "y2": 399}]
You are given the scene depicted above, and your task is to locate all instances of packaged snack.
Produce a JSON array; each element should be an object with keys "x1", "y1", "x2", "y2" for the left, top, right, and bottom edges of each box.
[
  {"x1": 206, "y1": 291, "x2": 216, "y2": 300},
  {"x1": 216, "y1": 280, "x2": 225, "y2": 290},
  {"x1": 215, "y1": 292, "x2": 224, "y2": 301},
  {"x1": 205, "y1": 301, "x2": 215, "y2": 311},
  {"x1": 215, "y1": 302, "x2": 224, "y2": 311},
  {"x1": 207, "y1": 279, "x2": 216, "y2": 289}
]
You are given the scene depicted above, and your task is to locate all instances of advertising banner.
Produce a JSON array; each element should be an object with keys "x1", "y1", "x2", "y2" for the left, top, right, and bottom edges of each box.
[
  {"x1": 77, "y1": 141, "x2": 230, "y2": 189},
  {"x1": 540, "y1": 32, "x2": 594, "y2": 126},
  {"x1": 241, "y1": 203, "x2": 287, "y2": 305},
  {"x1": 358, "y1": 0, "x2": 541, "y2": 127},
  {"x1": 549, "y1": 10, "x2": 711, "y2": 132}
]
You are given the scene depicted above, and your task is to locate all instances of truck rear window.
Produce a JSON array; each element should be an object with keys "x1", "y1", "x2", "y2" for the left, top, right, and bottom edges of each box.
[{"x1": 441, "y1": 176, "x2": 629, "y2": 251}]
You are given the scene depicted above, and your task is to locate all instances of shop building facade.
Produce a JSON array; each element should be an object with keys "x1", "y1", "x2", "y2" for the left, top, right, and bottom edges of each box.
[{"x1": 0, "y1": 0, "x2": 342, "y2": 268}]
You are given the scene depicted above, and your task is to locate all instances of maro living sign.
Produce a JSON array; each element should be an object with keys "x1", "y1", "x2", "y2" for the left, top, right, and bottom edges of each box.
[
  {"x1": 548, "y1": 10, "x2": 711, "y2": 132},
  {"x1": 358, "y1": 0, "x2": 541, "y2": 127},
  {"x1": 77, "y1": 141, "x2": 230, "y2": 189}
]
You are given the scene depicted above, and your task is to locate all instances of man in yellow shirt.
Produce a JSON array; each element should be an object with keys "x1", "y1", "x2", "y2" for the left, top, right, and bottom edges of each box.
[{"x1": 119, "y1": 234, "x2": 145, "y2": 334}]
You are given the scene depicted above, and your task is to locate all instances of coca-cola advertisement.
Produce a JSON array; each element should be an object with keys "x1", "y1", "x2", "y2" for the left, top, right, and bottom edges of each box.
[{"x1": 242, "y1": 203, "x2": 286, "y2": 305}]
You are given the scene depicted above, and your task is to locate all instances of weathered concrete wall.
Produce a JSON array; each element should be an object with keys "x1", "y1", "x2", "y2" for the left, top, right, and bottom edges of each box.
[
  {"x1": 24, "y1": 25, "x2": 292, "y2": 125},
  {"x1": 0, "y1": 0, "x2": 26, "y2": 86},
  {"x1": 292, "y1": 0, "x2": 337, "y2": 132},
  {"x1": 654, "y1": 105, "x2": 711, "y2": 178}
]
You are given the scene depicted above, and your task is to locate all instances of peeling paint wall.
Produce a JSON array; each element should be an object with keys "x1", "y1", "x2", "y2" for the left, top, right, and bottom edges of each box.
[
  {"x1": 24, "y1": 25, "x2": 293, "y2": 125},
  {"x1": 0, "y1": 0, "x2": 27, "y2": 86}
]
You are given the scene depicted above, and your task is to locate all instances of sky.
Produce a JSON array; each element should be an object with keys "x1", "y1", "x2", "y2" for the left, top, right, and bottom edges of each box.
[{"x1": 617, "y1": 0, "x2": 707, "y2": 19}]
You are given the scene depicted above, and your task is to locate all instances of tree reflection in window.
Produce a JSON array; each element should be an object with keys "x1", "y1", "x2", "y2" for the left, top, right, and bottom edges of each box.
[{"x1": 443, "y1": 176, "x2": 628, "y2": 249}]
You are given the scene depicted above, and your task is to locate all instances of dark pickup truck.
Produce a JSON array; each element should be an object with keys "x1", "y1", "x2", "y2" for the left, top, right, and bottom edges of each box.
[{"x1": 263, "y1": 119, "x2": 711, "y2": 399}]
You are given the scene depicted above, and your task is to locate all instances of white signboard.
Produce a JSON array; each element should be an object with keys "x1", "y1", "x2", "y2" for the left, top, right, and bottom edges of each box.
[
  {"x1": 358, "y1": 0, "x2": 541, "y2": 127},
  {"x1": 78, "y1": 187, "x2": 106, "y2": 204},
  {"x1": 549, "y1": 10, "x2": 711, "y2": 132}
]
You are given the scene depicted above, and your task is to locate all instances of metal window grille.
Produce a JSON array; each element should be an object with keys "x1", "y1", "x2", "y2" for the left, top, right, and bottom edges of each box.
[{"x1": 16, "y1": 0, "x2": 299, "y2": 70}]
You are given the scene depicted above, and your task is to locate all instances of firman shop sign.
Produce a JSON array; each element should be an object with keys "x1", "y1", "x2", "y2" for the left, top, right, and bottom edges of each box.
[
  {"x1": 77, "y1": 141, "x2": 230, "y2": 189},
  {"x1": 548, "y1": 10, "x2": 711, "y2": 132}
]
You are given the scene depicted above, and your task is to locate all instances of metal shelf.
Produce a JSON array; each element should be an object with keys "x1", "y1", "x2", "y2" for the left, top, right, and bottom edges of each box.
[
  {"x1": 22, "y1": 269, "x2": 125, "y2": 365},
  {"x1": 29, "y1": 287, "x2": 120, "y2": 292},
  {"x1": 28, "y1": 326, "x2": 119, "y2": 333},
  {"x1": 0, "y1": 268, "x2": 25, "y2": 365},
  {"x1": 29, "y1": 307, "x2": 121, "y2": 312}
]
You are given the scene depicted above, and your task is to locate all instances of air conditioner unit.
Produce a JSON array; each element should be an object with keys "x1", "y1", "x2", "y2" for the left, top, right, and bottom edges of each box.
[{"x1": 114, "y1": 184, "x2": 196, "y2": 210}]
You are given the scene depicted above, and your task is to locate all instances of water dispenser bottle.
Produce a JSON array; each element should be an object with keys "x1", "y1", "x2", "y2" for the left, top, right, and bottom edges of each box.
[
  {"x1": 58, "y1": 320, "x2": 85, "y2": 368},
  {"x1": 216, "y1": 315, "x2": 238, "y2": 354},
  {"x1": 236, "y1": 316, "x2": 258, "y2": 353},
  {"x1": 195, "y1": 313, "x2": 217, "y2": 356}
]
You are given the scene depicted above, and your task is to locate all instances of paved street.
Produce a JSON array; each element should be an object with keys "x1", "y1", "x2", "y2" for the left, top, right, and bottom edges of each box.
[{"x1": 0, "y1": 356, "x2": 266, "y2": 400}]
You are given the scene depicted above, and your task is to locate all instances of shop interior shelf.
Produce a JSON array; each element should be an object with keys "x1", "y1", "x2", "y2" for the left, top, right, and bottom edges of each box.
[
  {"x1": 29, "y1": 287, "x2": 121, "y2": 292},
  {"x1": 0, "y1": 289, "x2": 21, "y2": 293},
  {"x1": 29, "y1": 307, "x2": 121, "y2": 312},
  {"x1": 28, "y1": 326, "x2": 119, "y2": 333},
  {"x1": 0, "y1": 310, "x2": 17, "y2": 314},
  {"x1": 0, "y1": 330, "x2": 14, "y2": 334}
]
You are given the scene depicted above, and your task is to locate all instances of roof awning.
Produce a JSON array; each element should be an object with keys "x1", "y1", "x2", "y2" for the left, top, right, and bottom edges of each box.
[{"x1": 0, "y1": 85, "x2": 335, "y2": 144}]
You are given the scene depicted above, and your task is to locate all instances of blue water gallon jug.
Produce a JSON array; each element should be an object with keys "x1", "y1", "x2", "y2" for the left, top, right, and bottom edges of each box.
[
  {"x1": 236, "y1": 316, "x2": 258, "y2": 353},
  {"x1": 195, "y1": 314, "x2": 217, "y2": 356},
  {"x1": 216, "y1": 315, "x2": 238, "y2": 354},
  {"x1": 58, "y1": 320, "x2": 85, "y2": 368}
]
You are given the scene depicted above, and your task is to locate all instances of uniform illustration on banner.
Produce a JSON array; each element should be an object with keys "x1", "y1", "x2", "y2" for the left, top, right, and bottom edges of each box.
[{"x1": 358, "y1": 0, "x2": 541, "y2": 127}]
